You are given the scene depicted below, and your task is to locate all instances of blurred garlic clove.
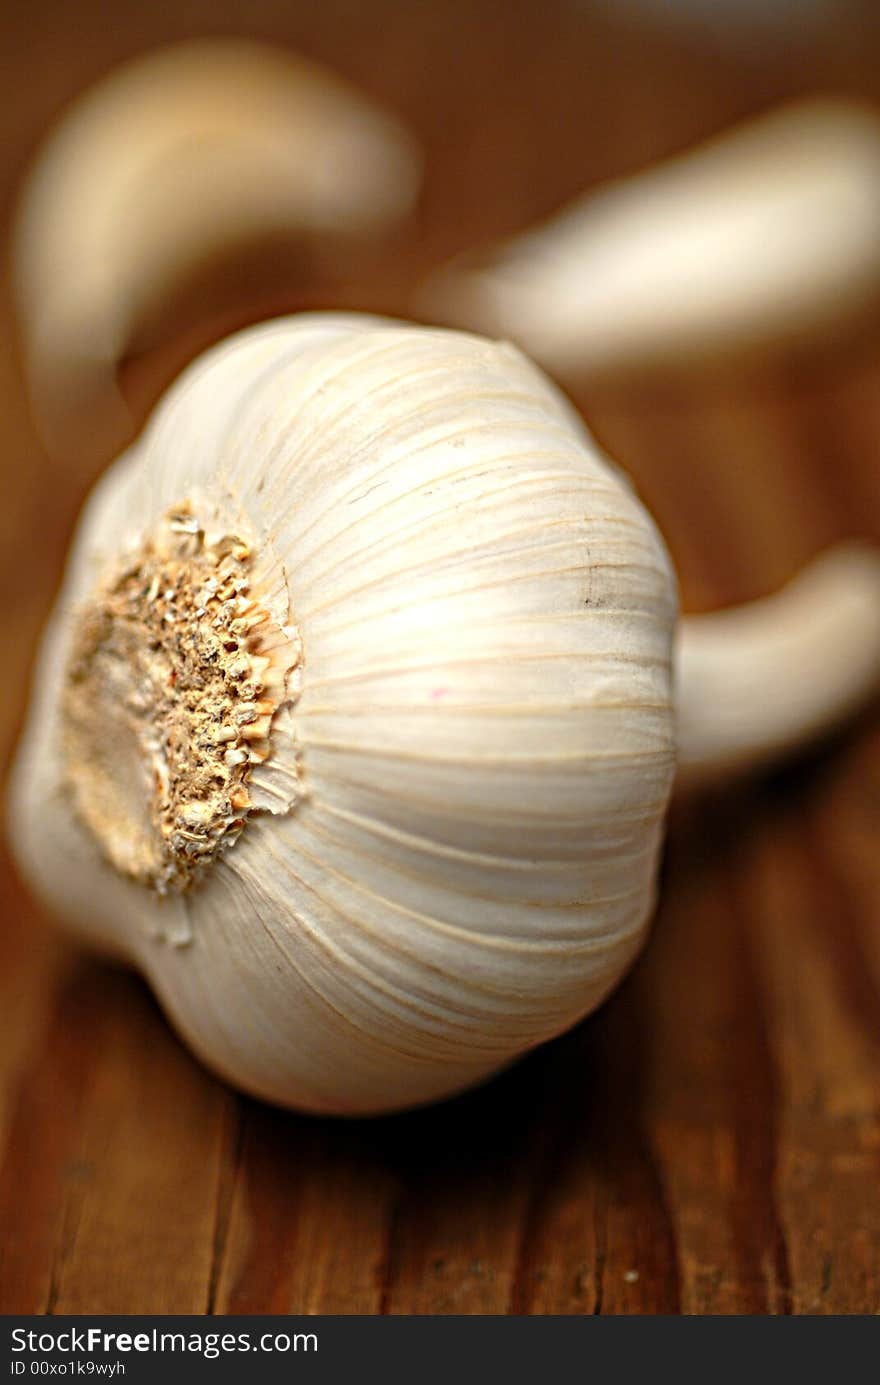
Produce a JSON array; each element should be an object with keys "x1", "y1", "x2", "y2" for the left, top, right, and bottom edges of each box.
[
  {"x1": 417, "y1": 99, "x2": 880, "y2": 380},
  {"x1": 676, "y1": 543, "x2": 880, "y2": 787},
  {"x1": 8, "y1": 314, "x2": 879, "y2": 1116},
  {"x1": 13, "y1": 38, "x2": 422, "y2": 463}
]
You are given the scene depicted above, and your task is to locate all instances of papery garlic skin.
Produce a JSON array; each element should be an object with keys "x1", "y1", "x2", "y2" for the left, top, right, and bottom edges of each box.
[{"x1": 9, "y1": 316, "x2": 677, "y2": 1114}]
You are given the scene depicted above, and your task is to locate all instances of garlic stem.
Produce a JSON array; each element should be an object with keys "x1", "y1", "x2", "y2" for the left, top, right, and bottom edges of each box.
[
  {"x1": 14, "y1": 38, "x2": 421, "y2": 463},
  {"x1": 675, "y1": 544, "x2": 880, "y2": 787},
  {"x1": 418, "y1": 99, "x2": 880, "y2": 380}
]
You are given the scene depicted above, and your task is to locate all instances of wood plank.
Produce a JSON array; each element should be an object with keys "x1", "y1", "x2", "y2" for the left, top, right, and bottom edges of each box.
[
  {"x1": 0, "y1": 943, "x2": 96, "y2": 1314},
  {"x1": 0, "y1": 949, "x2": 234, "y2": 1314},
  {"x1": 2, "y1": 0, "x2": 880, "y2": 1317},
  {"x1": 48, "y1": 986, "x2": 232, "y2": 1315},
  {"x1": 513, "y1": 998, "x2": 681, "y2": 1315},
  {"x1": 636, "y1": 827, "x2": 791, "y2": 1314},
  {"x1": 737, "y1": 792, "x2": 880, "y2": 1314},
  {"x1": 376, "y1": 1072, "x2": 538, "y2": 1314},
  {"x1": 215, "y1": 1108, "x2": 394, "y2": 1314},
  {"x1": 814, "y1": 730, "x2": 880, "y2": 990}
]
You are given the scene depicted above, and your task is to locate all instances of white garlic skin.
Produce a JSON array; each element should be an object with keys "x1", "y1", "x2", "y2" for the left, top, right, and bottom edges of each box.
[{"x1": 9, "y1": 317, "x2": 677, "y2": 1114}]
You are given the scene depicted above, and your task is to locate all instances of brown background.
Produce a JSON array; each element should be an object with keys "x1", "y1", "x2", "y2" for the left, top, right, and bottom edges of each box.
[{"x1": 1, "y1": 0, "x2": 880, "y2": 1314}]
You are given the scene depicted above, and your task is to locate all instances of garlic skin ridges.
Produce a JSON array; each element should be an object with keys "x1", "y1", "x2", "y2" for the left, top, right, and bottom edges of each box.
[
  {"x1": 418, "y1": 99, "x2": 880, "y2": 379},
  {"x1": 13, "y1": 39, "x2": 422, "y2": 463},
  {"x1": 8, "y1": 316, "x2": 678, "y2": 1114}
]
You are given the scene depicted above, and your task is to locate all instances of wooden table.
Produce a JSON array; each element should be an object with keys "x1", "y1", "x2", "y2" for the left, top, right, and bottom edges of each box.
[{"x1": 1, "y1": 0, "x2": 879, "y2": 1314}]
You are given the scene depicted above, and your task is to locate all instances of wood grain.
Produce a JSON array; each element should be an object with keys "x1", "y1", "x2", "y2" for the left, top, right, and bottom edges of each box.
[{"x1": 1, "y1": 0, "x2": 879, "y2": 1315}]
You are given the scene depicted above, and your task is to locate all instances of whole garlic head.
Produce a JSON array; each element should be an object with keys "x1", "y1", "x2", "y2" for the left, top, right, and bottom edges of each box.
[{"x1": 9, "y1": 316, "x2": 678, "y2": 1114}]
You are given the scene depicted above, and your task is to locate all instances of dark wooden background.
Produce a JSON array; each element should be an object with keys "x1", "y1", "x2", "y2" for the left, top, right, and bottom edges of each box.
[{"x1": 2, "y1": 0, "x2": 879, "y2": 1314}]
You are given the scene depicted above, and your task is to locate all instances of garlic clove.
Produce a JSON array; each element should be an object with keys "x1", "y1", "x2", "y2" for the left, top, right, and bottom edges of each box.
[
  {"x1": 417, "y1": 99, "x2": 880, "y2": 380},
  {"x1": 675, "y1": 543, "x2": 880, "y2": 787},
  {"x1": 13, "y1": 39, "x2": 422, "y2": 464}
]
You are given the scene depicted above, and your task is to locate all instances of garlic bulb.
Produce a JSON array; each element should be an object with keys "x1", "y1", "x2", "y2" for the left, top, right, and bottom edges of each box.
[
  {"x1": 418, "y1": 99, "x2": 880, "y2": 379},
  {"x1": 13, "y1": 39, "x2": 421, "y2": 463},
  {"x1": 9, "y1": 316, "x2": 880, "y2": 1115}
]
